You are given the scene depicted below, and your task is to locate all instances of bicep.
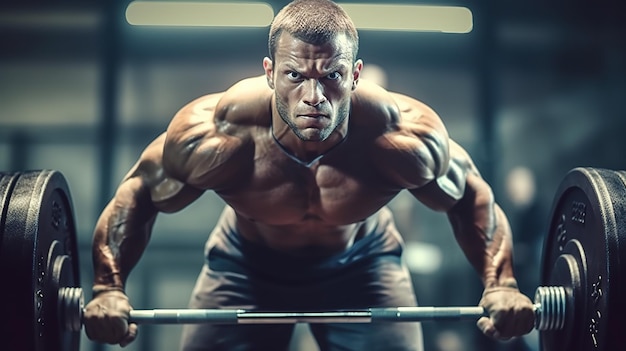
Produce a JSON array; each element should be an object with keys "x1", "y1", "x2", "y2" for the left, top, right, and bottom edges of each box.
[
  {"x1": 409, "y1": 139, "x2": 479, "y2": 212},
  {"x1": 125, "y1": 133, "x2": 204, "y2": 213}
]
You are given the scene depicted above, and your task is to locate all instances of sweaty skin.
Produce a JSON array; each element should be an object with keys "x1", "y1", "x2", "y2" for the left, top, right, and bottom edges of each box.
[{"x1": 85, "y1": 32, "x2": 533, "y2": 346}]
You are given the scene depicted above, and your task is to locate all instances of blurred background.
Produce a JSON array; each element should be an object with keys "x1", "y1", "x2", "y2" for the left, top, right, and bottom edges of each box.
[{"x1": 1, "y1": 0, "x2": 624, "y2": 350}]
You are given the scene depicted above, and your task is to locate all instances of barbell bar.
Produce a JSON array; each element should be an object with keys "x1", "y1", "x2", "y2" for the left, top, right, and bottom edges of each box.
[
  {"x1": 1, "y1": 167, "x2": 626, "y2": 351},
  {"x1": 57, "y1": 286, "x2": 565, "y2": 329}
]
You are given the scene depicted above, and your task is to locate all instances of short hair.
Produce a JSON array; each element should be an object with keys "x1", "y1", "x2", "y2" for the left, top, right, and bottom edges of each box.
[{"x1": 268, "y1": 0, "x2": 359, "y2": 61}]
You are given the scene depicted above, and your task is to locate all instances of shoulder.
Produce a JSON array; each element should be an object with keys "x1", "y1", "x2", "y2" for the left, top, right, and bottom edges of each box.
[
  {"x1": 216, "y1": 75, "x2": 274, "y2": 126},
  {"x1": 350, "y1": 79, "x2": 399, "y2": 130},
  {"x1": 162, "y1": 76, "x2": 269, "y2": 186},
  {"x1": 385, "y1": 91, "x2": 449, "y2": 151},
  {"x1": 353, "y1": 81, "x2": 450, "y2": 188},
  {"x1": 168, "y1": 75, "x2": 272, "y2": 133},
  {"x1": 351, "y1": 80, "x2": 445, "y2": 135}
]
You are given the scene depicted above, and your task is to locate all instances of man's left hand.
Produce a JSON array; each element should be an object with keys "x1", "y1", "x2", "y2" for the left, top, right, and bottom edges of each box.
[{"x1": 477, "y1": 285, "x2": 535, "y2": 340}]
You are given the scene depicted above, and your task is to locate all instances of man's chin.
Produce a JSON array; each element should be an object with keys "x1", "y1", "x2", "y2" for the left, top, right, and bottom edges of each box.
[{"x1": 295, "y1": 128, "x2": 325, "y2": 142}]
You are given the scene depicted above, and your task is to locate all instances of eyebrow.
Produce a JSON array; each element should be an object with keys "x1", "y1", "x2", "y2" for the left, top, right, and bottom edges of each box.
[{"x1": 282, "y1": 62, "x2": 350, "y2": 74}]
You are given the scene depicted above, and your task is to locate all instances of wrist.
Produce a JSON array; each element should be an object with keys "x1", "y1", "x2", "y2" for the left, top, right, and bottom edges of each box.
[
  {"x1": 92, "y1": 284, "x2": 125, "y2": 297},
  {"x1": 482, "y1": 278, "x2": 520, "y2": 295},
  {"x1": 484, "y1": 274, "x2": 518, "y2": 289}
]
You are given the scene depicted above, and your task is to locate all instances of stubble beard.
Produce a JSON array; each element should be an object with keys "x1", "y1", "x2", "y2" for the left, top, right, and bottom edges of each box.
[{"x1": 274, "y1": 94, "x2": 349, "y2": 142}]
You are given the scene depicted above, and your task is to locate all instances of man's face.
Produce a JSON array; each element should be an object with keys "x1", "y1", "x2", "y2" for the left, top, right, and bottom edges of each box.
[{"x1": 264, "y1": 32, "x2": 362, "y2": 142}]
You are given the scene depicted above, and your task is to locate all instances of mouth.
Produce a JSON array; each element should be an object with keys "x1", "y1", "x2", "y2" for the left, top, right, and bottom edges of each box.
[
  {"x1": 295, "y1": 114, "x2": 329, "y2": 129},
  {"x1": 297, "y1": 113, "x2": 328, "y2": 119}
]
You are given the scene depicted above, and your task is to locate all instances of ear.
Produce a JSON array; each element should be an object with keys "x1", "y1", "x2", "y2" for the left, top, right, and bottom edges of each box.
[
  {"x1": 263, "y1": 57, "x2": 275, "y2": 89},
  {"x1": 351, "y1": 59, "x2": 363, "y2": 91}
]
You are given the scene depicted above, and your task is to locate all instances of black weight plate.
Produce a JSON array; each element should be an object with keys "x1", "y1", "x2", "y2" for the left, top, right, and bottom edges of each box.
[
  {"x1": 0, "y1": 170, "x2": 81, "y2": 351},
  {"x1": 0, "y1": 173, "x2": 19, "y2": 350},
  {"x1": 0, "y1": 172, "x2": 20, "y2": 257},
  {"x1": 0, "y1": 172, "x2": 21, "y2": 345},
  {"x1": 540, "y1": 167, "x2": 626, "y2": 351}
]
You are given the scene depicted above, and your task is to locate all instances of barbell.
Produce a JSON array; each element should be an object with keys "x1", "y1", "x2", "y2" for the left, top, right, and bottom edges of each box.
[
  {"x1": 0, "y1": 167, "x2": 625, "y2": 351},
  {"x1": 55, "y1": 285, "x2": 564, "y2": 327}
]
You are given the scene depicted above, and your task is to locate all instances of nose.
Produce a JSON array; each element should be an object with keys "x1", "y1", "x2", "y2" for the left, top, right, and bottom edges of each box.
[{"x1": 302, "y1": 79, "x2": 327, "y2": 107}]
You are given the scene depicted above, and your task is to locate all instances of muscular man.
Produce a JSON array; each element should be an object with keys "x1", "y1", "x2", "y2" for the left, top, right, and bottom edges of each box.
[{"x1": 84, "y1": 1, "x2": 535, "y2": 350}]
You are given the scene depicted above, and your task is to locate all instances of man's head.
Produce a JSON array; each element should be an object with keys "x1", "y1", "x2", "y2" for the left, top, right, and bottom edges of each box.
[
  {"x1": 268, "y1": 0, "x2": 359, "y2": 62},
  {"x1": 264, "y1": 0, "x2": 363, "y2": 142}
]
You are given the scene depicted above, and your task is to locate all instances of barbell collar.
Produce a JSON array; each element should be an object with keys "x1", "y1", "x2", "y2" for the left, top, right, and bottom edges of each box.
[
  {"x1": 59, "y1": 287, "x2": 83, "y2": 333},
  {"x1": 534, "y1": 286, "x2": 566, "y2": 331}
]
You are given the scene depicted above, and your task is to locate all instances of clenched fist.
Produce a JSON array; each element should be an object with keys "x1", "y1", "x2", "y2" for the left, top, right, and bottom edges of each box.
[
  {"x1": 477, "y1": 285, "x2": 535, "y2": 340},
  {"x1": 83, "y1": 287, "x2": 138, "y2": 347}
]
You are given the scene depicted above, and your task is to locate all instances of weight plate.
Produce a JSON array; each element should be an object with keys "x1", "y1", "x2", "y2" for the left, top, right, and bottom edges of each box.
[
  {"x1": 0, "y1": 172, "x2": 20, "y2": 256},
  {"x1": 540, "y1": 167, "x2": 626, "y2": 351},
  {"x1": 0, "y1": 172, "x2": 21, "y2": 347},
  {"x1": 0, "y1": 170, "x2": 81, "y2": 351}
]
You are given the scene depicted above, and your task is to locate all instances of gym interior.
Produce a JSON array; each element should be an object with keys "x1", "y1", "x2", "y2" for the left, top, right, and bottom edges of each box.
[{"x1": 1, "y1": 1, "x2": 625, "y2": 350}]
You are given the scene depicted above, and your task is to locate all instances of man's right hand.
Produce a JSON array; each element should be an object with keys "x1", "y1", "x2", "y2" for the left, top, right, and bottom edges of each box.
[{"x1": 84, "y1": 287, "x2": 138, "y2": 347}]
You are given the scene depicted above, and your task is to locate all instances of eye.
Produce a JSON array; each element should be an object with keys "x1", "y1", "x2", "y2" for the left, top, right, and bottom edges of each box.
[
  {"x1": 287, "y1": 71, "x2": 302, "y2": 80},
  {"x1": 326, "y1": 72, "x2": 341, "y2": 80}
]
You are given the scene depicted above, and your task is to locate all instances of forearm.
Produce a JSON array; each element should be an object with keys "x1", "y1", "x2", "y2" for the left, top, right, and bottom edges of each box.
[
  {"x1": 447, "y1": 174, "x2": 516, "y2": 288},
  {"x1": 92, "y1": 177, "x2": 158, "y2": 289}
]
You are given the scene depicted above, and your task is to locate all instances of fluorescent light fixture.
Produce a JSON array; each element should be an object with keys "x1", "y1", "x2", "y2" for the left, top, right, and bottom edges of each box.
[
  {"x1": 124, "y1": 1, "x2": 471, "y2": 33},
  {"x1": 125, "y1": 1, "x2": 274, "y2": 27},
  {"x1": 338, "y1": 3, "x2": 473, "y2": 33}
]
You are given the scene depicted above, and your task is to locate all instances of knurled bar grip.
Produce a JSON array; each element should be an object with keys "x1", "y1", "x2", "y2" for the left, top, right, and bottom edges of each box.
[
  {"x1": 129, "y1": 309, "x2": 241, "y2": 324},
  {"x1": 128, "y1": 307, "x2": 489, "y2": 325},
  {"x1": 371, "y1": 306, "x2": 488, "y2": 322}
]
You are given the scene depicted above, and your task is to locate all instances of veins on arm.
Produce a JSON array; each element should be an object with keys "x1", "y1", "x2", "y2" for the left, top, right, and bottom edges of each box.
[
  {"x1": 447, "y1": 168, "x2": 515, "y2": 287},
  {"x1": 93, "y1": 133, "x2": 203, "y2": 288},
  {"x1": 411, "y1": 138, "x2": 516, "y2": 287}
]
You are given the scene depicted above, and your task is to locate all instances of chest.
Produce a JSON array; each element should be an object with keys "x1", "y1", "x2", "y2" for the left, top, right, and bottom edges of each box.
[
  {"x1": 252, "y1": 157, "x2": 366, "y2": 201},
  {"x1": 216, "y1": 141, "x2": 399, "y2": 225}
]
